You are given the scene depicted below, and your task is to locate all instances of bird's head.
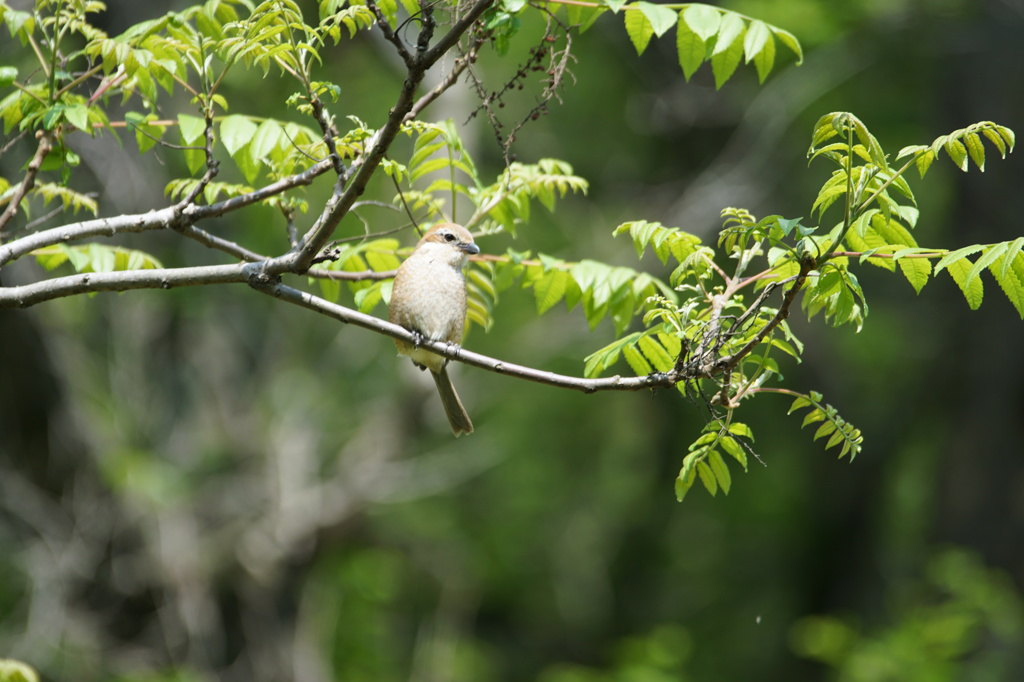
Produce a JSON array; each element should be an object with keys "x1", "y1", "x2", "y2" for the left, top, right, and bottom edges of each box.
[{"x1": 415, "y1": 222, "x2": 480, "y2": 265}]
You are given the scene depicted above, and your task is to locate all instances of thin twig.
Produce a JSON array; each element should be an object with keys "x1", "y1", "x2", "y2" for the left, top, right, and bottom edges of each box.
[
  {"x1": 368, "y1": 0, "x2": 415, "y2": 67},
  {"x1": 404, "y1": 41, "x2": 482, "y2": 123},
  {"x1": 283, "y1": 0, "x2": 496, "y2": 273},
  {"x1": 0, "y1": 132, "x2": 54, "y2": 237}
]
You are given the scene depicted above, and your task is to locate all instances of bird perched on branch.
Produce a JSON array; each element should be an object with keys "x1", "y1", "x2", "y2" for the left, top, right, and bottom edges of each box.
[{"x1": 389, "y1": 222, "x2": 479, "y2": 436}]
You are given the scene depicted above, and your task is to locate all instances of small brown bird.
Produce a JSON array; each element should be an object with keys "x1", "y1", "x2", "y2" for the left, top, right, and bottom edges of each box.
[{"x1": 389, "y1": 222, "x2": 479, "y2": 436}]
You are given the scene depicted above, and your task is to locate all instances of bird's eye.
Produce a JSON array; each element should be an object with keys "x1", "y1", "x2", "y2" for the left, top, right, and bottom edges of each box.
[{"x1": 442, "y1": 231, "x2": 456, "y2": 242}]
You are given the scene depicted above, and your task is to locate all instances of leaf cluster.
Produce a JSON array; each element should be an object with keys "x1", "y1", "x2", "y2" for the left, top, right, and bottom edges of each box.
[{"x1": 584, "y1": 112, "x2": 1014, "y2": 499}]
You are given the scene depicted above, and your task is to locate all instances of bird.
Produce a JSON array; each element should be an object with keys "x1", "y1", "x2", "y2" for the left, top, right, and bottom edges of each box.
[{"x1": 388, "y1": 222, "x2": 479, "y2": 436}]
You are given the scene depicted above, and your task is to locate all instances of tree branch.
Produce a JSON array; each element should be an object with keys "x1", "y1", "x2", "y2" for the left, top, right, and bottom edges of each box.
[
  {"x1": 368, "y1": 0, "x2": 415, "y2": 68},
  {"x1": 422, "y1": 0, "x2": 494, "y2": 66},
  {"x1": 404, "y1": 40, "x2": 481, "y2": 123},
  {"x1": 0, "y1": 132, "x2": 53, "y2": 236},
  {"x1": 715, "y1": 258, "x2": 814, "y2": 374},
  {"x1": 253, "y1": 280, "x2": 680, "y2": 393},
  {"x1": 0, "y1": 159, "x2": 333, "y2": 268},
  {"x1": 0, "y1": 263, "x2": 252, "y2": 308},
  {"x1": 0, "y1": 206, "x2": 180, "y2": 268},
  {"x1": 277, "y1": 0, "x2": 495, "y2": 273}
]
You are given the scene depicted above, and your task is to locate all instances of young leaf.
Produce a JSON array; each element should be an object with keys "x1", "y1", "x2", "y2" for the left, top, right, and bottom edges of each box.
[
  {"x1": 743, "y1": 20, "x2": 770, "y2": 63},
  {"x1": 696, "y1": 460, "x2": 717, "y2": 496},
  {"x1": 623, "y1": 8, "x2": 654, "y2": 55},
  {"x1": 636, "y1": 2, "x2": 677, "y2": 37},
  {"x1": 771, "y1": 26, "x2": 803, "y2": 64},
  {"x1": 895, "y1": 255, "x2": 932, "y2": 294},
  {"x1": 945, "y1": 257, "x2": 984, "y2": 310},
  {"x1": 534, "y1": 268, "x2": 569, "y2": 315},
  {"x1": 934, "y1": 244, "x2": 984, "y2": 275},
  {"x1": 988, "y1": 246, "x2": 1024, "y2": 318},
  {"x1": 752, "y1": 29, "x2": 776, "y2": 83},
  {"x1": 965, "y1": 132, "x2": 985, "y2": 171},
  {"x1": 719, "y1": 436, "x2": 748, "y2": 470},
  {"x1": 713, "y1": 12, "x2": 744, "y2": 55},
  {"x1": 711, "y1": 27, "x2": 744, "y2": 89},
  {"x1": 177, "y1": 113, "x2": 206, "y2": 145},
  {"x1": 944, "y1": 137, "x2": 969, "y2": 172},
  {"x1": 708, "y1": 451, "x2": 732, "y2": 495},
  {"x1": 681, "y1": 4, "x2": 720, "y2": 41}
]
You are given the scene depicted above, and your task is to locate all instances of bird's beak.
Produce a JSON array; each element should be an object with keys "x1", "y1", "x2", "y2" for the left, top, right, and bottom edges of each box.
[{"x1": 460, "y1": 242, "x2": 480, "y2": 255}]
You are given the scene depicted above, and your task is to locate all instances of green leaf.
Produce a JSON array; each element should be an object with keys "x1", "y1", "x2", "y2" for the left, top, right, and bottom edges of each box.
[
  {"x1": 220, "y1": 114, "x2": 257, "y2": 157},
  {"x1": 0, "y1": 66, "x2": 18, "y2": 87},
  {"x1": 945, "y1": 256, "x2": 984, "y2": 310},
  {"x1": 637, "y1": 333, "x2": 674, "y2": 373},
  {"x1": 708, "y1": 450, "x2": 731, "y2": 495},
  {"x1": 896, "y1": 254, "x2": 931, "y2": 294},
  {"x1": 250, "y1": 118, "x2": 284, "y2": 160},
  {"x1": 675, "y1": 453, "x2": 699, "y2": 502},
  {"x1": 621, "y1": 344, "x2": 651, "y2": 375},
  {"x1": 964, "y1": 132, "x2": 985, "y2": 171},
  {"x1": 802, "y1": 409, "x2": 825, "y2": 428},
  {"x1": 0, "y1": 658, "x2": 40, "y2": 682},
  {"x1": 583, "y1": 332, "x2": 643, "y2": 378},
  {"x1": 682, "y1": 4, "x2": 720, "y2": 41},
  {"x1": 624, "y1": 6, "x2": 654, "y2": 54},
  {"x1": 719, "y1": 436, "x2": 747, "y2": 470},
  {"x1": 712, "y1": 12, "x2": 745, "y2": 56},
  {"x1": 996, "y1": 238, "x2": 1024, "y2": 284},
  {"x1": 636, "y1": 1, "x2": 677, "y2": 37},
  {"x1": 743, "y1": 20, "x2": 770, "y2": 63},
  {"x1": 964, "y1": 242, "x2": 1008, "y2": 292},
  {"x1": 696, "y1": 460, "x2": 717, "y2": 496},
  {"x1": 788, "y1": 395, "x2": 812, "y2": 414},
  {"x1": 944, "y1": 137, "x2": 969, "y2": 172},
  {"x1": 177, "y1": 113, "x2": 206, "y2": 145},
  {"x1": 566, "y1": 4, "x2": 606, "y2": 32},
  {"x1": 126, "y1": 111, "x2": 164, "y2": 154},
  {"x1": 727, "y1": 422, "x2": 754, "y2": 441},
  {"x1": 751, "y1": 29, "x2": 776, "y2": 83},
  {"x1": 771, "y1": 26, "x2": 803, "y2": 64},
  {"x1": 534, "y1": 268, "x2": 568, "y2": 315},
  {"x1": 813, "y1": 420, "x2": 837, "y2": 442},
  {"x1": 934, "y1": 244, "x2": 984, "y2": 275},
  {"x1": 32, "y1": 244, "x2": 162, "y2": 274},
  {"x1": 989, "y1": 246, "x2": 1024, "y2": 318},
  {"x1": 675, "y1": 18, "x2": 706, "y2": 80},
  {"x1": 711, "y1": 26, "x2": 744, "y2": 89},
  {"x1": 64, "y1": 104, "x2": 90, "y2": 132}
]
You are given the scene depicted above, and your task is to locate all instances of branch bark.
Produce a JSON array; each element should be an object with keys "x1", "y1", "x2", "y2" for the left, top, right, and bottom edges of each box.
[
  {"x1": 252, "y1": 280, "x2": 679, "y2": 393},
  {"x1": 0, "y1": 132, "x2": 54, "y2": 236},
  {"x1": 0, "y1": 159, "x2": 334, "y2": 268},
  {"x1": 0, "y1": 263, "x2": 252, "y2": 308}
]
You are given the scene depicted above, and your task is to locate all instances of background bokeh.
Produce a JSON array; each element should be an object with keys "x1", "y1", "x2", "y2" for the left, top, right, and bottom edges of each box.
[{"x1": 1, "y1": 0, "x2": 1023, "y2": 680}]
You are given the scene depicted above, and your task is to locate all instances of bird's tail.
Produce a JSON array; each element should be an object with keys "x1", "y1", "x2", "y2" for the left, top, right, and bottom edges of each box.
[{"x1": 432, "y1": 367, "x2": 474, "y2": 436}]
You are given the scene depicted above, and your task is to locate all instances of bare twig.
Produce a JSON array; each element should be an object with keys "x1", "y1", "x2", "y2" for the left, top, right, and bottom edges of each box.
[
  {"x1": 368, "y1": 0, "x2": 415, "y2": 67},
  {"x1": 0, "y1": 129, "x2": 29, "y2": 158},
  {"x1": 0, "y1": 132, "x2": 54, "y2": 237},
  {"x1": 715, "y1": 258, "x2": 814, "y2": 374},
  {"x1": 404, "y1": 40, "x2": 482, "y2": 123}
]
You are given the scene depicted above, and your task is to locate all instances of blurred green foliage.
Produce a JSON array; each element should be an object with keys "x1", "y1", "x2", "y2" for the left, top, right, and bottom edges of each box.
[{"x1": 791, "y1": 549, "x2": 1024, "y2": 681}]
